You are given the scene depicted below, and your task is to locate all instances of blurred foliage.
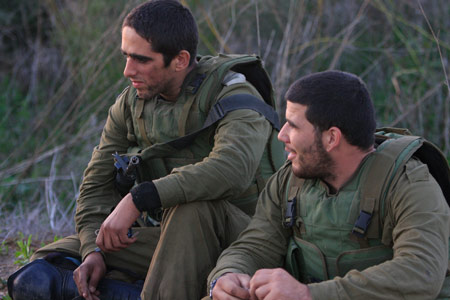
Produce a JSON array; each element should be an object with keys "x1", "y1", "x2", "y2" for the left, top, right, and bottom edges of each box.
[{"x1": 0, "y1": 0, "x2": 448, "y2": 238}]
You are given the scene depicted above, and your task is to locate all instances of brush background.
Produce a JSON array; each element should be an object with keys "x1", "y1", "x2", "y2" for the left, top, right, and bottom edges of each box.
[{"x1": 0, "y1": 0, "x2": 448, "y2": 241}]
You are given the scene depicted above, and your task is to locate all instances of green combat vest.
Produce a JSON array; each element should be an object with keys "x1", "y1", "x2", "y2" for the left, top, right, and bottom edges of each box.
[
  {"x1": 284, "y1": 127, "x2": 450, "y2": 284},
  {"x1": 122, "y1": 54, "x2": 285, "y2": 215}
]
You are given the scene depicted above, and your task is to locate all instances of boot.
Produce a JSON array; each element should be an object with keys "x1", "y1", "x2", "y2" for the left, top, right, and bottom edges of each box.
[{"x1": 7, "y1": 258, "x2": 143, "y2": 300}]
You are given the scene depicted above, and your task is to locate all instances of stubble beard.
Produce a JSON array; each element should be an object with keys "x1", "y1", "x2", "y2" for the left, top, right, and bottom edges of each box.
[
  {"x1": 136, "y1": 86, "x2": 160, "y2": 101},
  {"x1": 292, "y1": 134, "x2": 335, "y2": 181}
]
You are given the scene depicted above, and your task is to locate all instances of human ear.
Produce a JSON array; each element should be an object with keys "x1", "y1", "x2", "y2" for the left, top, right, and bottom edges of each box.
[
  {"x1": 323, "y1": 127, "x2": 341, "y2": 152},
  {"x1": 173, "y1": 50, "x2": 190, "y2": 71}
]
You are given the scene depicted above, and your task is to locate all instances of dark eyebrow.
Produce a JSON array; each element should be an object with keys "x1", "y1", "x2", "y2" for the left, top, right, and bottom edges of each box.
[
  {"x1": 286, "y1": 118, "x2": 298, "y2": 129},
  {"x1": 121, "y1": 50, "x2": 152, "y2": 62}
]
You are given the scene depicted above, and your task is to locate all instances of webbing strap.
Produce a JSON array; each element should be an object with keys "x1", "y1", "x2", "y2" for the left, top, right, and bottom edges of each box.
[
  {"x1": 352, "y1": 136, "x2": 422, "y2": 240},
  {"x1": 284, "y1": 173, "x2": 304, "y2": 228},
  {"x1": 178, "y1": 73, "x2": 207, "y2": 137},
  {"x1": 136, "y1": 98, "x2": 153, "y2": 147},
  {"x1": 166, "y1": 93, "x2": 280, "y2": 150}
]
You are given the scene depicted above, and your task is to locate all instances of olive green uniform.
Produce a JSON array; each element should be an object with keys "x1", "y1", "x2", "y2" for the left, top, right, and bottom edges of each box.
[
  {"x1": 33, "y1": 56, "x2": 278, "y2": 299},
  {"x1": 208, "y1": 156, "x2": 450, "y2": 299}
]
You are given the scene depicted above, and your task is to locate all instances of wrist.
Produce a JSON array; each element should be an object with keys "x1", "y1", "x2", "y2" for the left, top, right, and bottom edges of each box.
[
  {"x1": 91, "y1": 247, "x2": 105, "y2": 260},
  {"x1": 209, "y1": 273, "x2": 228, "y2": 299},
  {"x1": 209, "y1": 278, "x2": 218, "y2": 299}
]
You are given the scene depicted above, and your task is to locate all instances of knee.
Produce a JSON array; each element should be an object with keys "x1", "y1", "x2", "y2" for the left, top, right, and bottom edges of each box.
[
  {"x1": 7, "y1": 259, "x2": 78, "y2": 300},
  {"x1": 165, "y1": 200, "x2": 224, "y2": 223}
]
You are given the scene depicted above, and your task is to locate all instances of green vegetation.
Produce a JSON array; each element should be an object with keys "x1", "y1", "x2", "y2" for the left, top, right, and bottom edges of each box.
[
  {"x1": 13, "y1": 233, "x2": 34, "y2": 266},
  {"x1": 1, "y1": 294, "x2": 12, "y2": 300},
  {"x1": 0, "y1": 241, "x2": 8, "y2": 256},
  {"x1": 0, "y1": 0, "x2": 448, "y2": 240}
]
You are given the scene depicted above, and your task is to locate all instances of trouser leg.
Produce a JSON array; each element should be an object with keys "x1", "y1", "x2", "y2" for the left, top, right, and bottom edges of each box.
[
  {"x1": 32, "y1": 227, "x2": 160, "y2": 280},
  {"x1": 32, "y1": 234, "x2": 81, "y2": 261},
  {"x1": 141, "y1": 200, "x2": 251, "y2": 300}
]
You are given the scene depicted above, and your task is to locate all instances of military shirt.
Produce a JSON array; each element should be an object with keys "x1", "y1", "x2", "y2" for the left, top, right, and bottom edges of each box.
[
  {"x1": 74, "y1": 65, "x2": 272, "y2": 261},
  {"x1": 208, "y1": 157, "x2": 450, "y2": 299}
]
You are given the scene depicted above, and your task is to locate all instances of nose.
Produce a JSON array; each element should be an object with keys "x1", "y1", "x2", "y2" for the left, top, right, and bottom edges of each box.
[
  {"x1": 278, "y1": 122, "x2": 289, "y2": 143},
  {"x1": 123, "y1": 57, "x2": 136, "y2": 78}
]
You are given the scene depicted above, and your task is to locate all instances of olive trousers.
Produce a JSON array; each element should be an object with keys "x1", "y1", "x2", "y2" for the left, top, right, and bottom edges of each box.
[{"x1": 32, "y1": 200, "x2": 251, "y2": 300}]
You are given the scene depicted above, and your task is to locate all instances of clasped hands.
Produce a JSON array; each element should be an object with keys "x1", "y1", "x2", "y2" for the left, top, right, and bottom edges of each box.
[{"x1": 211, "y1": 268, "x2": 312, "y2": 300}]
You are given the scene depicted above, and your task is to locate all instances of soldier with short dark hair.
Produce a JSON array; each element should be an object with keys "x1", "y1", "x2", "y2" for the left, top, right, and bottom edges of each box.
[
  {"x1": 208, "y1": 71, "x2": 450, "y2": 300},
  {"x1": 8, "y1": 1, "x2": 284, "y2": 299}
]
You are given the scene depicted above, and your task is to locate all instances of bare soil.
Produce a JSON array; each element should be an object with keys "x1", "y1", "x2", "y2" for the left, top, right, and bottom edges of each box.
[{"x1": 0, "y1": 240, "x2": 20, "y2": 299}]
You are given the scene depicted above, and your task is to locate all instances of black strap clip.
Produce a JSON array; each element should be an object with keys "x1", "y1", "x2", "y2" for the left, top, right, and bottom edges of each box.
[
  {"x1": 283, "y1": 197, "x2": 297, "y2": 228},
  {"x1": 352, "y1": 210, "x2": 373, "y2": 238}
]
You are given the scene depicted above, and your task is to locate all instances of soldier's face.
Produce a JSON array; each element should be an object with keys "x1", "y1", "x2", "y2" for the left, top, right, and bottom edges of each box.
[
  {"x1": 121, "y1": 26, "x2": 177, "y2": 100},
  {"x1": 278, "y1": 101, "x2": 334, "y2": 179}
]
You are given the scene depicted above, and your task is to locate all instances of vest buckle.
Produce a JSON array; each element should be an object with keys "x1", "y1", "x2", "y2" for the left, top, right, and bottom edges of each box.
[
  {"x1": 352, "y1": 210, "x2": 372, "y2": 238},
  {"x1": 283, "y1": 197, "x2": 297, "y2": 228}
]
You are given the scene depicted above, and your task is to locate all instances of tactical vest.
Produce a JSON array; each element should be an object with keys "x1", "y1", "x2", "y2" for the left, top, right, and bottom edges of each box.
[
  {"x1": 284, "y1": 128, "x2": 450, "y2": 283},
  {"x1": 122, "y1": 54, "x2": 285, "y2": 214}
]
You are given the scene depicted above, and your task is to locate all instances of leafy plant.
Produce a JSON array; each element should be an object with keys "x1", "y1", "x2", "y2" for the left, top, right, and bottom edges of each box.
[
  {"x1": 0, "y1": 240, "x2": 8, "y2": 256},
  {"x1": 14, "y1": 232, "x2": 34, "y2": 266}
]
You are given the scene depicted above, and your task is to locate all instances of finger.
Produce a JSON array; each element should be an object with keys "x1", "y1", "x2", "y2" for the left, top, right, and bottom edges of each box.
[
  {"x1": 252, "y1": 284, "x2": 270, "y2": 300},
  {"x1": 237, "y1": 274, "x2": 251, "y2": 291},
  {"x1": 74, "y1": 267, "x2": 92, "y2": 300},
  {"x1": 100, "y1": 229, "x2": 122, "y2": 252},
  {"x1": 249, "y1": 269, "x2": 271, "y2": 288},
  {"x1": 117, "y1": 232, "x2": 137, "y2": 246},
  {"x1": 213, "y1": 288, "x2": 247, "y2": 300},
  {"x1": 224, "y1": 282, "x2": 250, "y2": 299},
  {"x1": 110, "y1": 232, "x2": 133, "y2": 251},
  {"x1": 249, "y1": 272, "x2": 270, "y2": 300},
  {"x1": 216, "y1": 275, "x2": 250, "y2": 299},
  {"x1": 88, "y1": 266, "x2": 104, "y2": 293}
]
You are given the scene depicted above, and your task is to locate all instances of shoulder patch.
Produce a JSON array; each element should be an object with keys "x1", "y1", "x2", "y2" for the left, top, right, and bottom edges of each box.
[{"x1": 222, "y1": 71, "x2": 246, "y2": 86}]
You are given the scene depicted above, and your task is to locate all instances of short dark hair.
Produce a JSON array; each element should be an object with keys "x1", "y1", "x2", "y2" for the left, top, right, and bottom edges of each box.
[
  {"x1": 285, "y1": 70, "x2": 376, "y2": 150},
  {"x1": 123, "y1": 0, "x2": 198, "y2": 67}
]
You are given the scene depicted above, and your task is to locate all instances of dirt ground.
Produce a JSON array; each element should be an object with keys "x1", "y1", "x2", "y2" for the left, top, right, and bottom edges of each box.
[{"x1": 0, "y1": 240, "x2": 20, "y2": 299}]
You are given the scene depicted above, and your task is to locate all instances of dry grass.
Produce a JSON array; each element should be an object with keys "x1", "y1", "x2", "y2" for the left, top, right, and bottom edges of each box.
[{"x1": 0, "y1": 0, "x2": 448, "y2": 240}]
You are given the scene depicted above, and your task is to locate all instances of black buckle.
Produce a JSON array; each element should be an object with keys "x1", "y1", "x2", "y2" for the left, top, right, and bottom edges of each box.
[
  {"x1": 352, "y1": 210, "x2": 372, "y2": 238},
  {"x1": 283, "y1": 197, "x2": 297, "y2": 228}
]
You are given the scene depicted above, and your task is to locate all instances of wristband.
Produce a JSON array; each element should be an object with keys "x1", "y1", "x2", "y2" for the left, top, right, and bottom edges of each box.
[{"x1": 130, "y1": 181, "x2": 161, "y2": 212}]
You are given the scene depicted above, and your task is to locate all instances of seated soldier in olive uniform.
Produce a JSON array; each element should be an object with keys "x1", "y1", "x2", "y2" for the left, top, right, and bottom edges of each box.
[
  {"x1": 7, "y1": 1, "x2": 284, "y2": 300},
  {"x1": 207, "y1": 71, "x2": 450, "y2": 300}
]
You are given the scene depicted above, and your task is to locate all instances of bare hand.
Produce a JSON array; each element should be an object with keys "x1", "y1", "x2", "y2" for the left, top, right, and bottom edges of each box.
[
  {"x1": 212, "y1": 273, "x2": 251, "y2": 300},
  {"x1": 249, "y1": 268, "x2": 311, "y2": 300},
  {"x1": 96, "y1": 193, "x2": 140, "y2": 252},
  {"x1": 73, "y1": 252, "x2": 106, "y2": 300}
]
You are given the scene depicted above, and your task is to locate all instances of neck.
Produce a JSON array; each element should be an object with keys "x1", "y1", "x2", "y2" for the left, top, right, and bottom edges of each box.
[
  {"x1": 325, "y1": 146, "x2": 374, "y2": 191},
  {"x1": 161, "y1": 62, "x2": 197, "y2": 102}
]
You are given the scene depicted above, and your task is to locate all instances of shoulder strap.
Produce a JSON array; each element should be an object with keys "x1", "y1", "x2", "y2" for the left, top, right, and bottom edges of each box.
[
  {"x1": 353, "y1": 136, "x2": 423, "y2": 242},
  {"x1": 167, "y1": 93, "x2": 280, "y2": 150},
  {"x1": 284, "y1": 173, "x2": 305, "y2": 228},
  {"x1": 137, "y1": 93, "x2": 280, "y2": 160}
]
